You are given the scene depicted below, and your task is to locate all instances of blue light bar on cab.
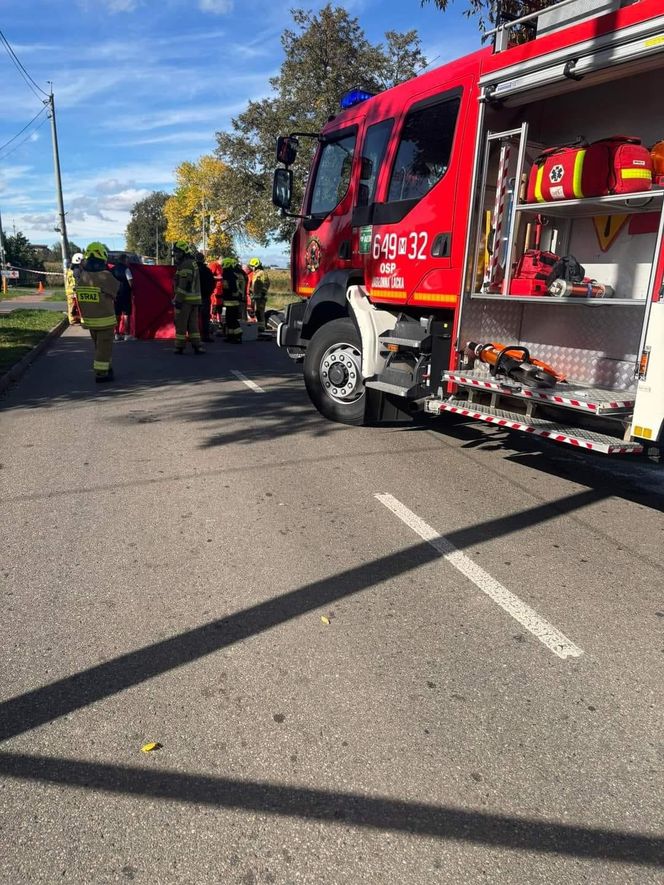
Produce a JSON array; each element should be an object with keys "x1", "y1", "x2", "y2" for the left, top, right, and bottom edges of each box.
[{"x1": 340, "y1": 88, "x2": 376, "y2": 110}]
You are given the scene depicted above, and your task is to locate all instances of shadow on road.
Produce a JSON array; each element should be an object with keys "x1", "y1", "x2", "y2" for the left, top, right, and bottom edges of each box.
[
  {"x1": 0, "y1": 487, "x2": 604, "y2": 744},
  {"x1": 0, "y1": 751, "x2": 660, "y2": 866}
]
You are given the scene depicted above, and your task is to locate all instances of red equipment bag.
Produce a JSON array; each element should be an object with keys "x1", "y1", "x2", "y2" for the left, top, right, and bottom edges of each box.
[
  {"x1": 527, "y1": 137, "x2": 653, "y2": 203},
  {"x1": 510, "y1": 249, "x2": 558, "y2": 296}
]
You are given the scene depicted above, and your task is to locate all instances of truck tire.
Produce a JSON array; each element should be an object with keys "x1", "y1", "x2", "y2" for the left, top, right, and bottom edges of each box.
[{"x1": 303, "y1": 318, "x2": 367, "y2": 425}]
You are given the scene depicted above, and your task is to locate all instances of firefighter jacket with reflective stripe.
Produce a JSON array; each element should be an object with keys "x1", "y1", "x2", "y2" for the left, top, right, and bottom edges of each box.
[
  {"x1": 65, "y1": 267, "x2": 78, "y2": 299},
  {"x1": 222, "y1": 266, "x2": 239, "y2": 305},
  {"x1": 235, "y1": 268, "x2": 248, "y2": 302},
  {"x1": 76, "y1": 265, "x2": 119, "y2": 330},
  {"x1": 174, "y1": 256, "x2": 201, "y2": 304},
  {"x1": 251, "y1": 268, "x2": 270, "y2": 299}
]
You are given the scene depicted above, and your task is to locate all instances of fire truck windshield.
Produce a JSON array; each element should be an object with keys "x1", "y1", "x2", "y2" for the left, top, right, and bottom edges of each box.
[{"x1": 309, "y1": 131, "x2": 357, "y2": 216}]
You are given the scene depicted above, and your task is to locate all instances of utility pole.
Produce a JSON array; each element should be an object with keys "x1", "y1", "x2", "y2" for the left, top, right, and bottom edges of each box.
[
  {"x1": 46, "y1": 87, "x2": 69, "y2": 285},
  {"x1": 202, "y1": 196, "x2": 207, "y2": 255},
  {"x1": 155, "y1": 221, "x2": 159, "y2": 263},
  {"x1": 0, "y1": 206, "x2": 7, "y2": 296}
]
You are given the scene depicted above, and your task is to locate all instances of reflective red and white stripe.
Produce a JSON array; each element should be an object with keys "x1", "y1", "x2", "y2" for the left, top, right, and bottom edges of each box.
[
  {"x1": 433, "y1": 402, "x2": 642, "y2": 454},
  {"x1": 445, "y1": 372, "x2": 634, "y2": 414}
]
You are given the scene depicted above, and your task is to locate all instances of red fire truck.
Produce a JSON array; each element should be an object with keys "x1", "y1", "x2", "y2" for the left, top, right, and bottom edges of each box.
[{"x1": 272, "y1": 0, "x2": 664, "y2": 455}]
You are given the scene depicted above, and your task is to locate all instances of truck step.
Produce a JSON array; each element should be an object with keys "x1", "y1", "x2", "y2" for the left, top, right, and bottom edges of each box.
[
  {"x1": 425, "y1": 398, "x2": 643, "y2": 454},
  {"x1": 444, "y1": 370, "x2": 635, "y2": 415},
  {"x1": 365, "y1": 379, "x2": 420, "y2": 398}
]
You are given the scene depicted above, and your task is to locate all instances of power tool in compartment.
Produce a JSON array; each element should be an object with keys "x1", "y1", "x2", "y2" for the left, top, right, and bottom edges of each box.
[
  {"x1": 510, "y1": 248, "x2": 614, "y2": 299},
  {"x1": 465, "y1": 341, "x2": 565, "y2": 389}
]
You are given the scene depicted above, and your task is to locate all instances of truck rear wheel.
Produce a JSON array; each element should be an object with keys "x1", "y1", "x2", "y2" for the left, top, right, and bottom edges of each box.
[{"x1": 303, "y1": 318, "x2": 367, "y2": 425}]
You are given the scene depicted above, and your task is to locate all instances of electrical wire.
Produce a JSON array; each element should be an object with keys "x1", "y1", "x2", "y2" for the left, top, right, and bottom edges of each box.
[
  {"x1": 0, "y1": 111, "x2": 49, "y2": 163},
  {"x1": 0, "y1": 28, "x2": 49, "y2": 101},
  {"x1": 0, "y1": 106, "x2": 48, "y2": 155}
]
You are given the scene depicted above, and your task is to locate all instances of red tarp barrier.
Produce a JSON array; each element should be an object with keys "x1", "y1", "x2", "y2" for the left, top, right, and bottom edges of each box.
[{"x1": 130, "y1": 264, "x2": 176, "y2": 339}]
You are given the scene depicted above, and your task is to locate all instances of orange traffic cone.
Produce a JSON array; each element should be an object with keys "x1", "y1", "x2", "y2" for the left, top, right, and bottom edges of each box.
[{"x1": 37, "y1": 280, "x2": 44, "y2": 293}]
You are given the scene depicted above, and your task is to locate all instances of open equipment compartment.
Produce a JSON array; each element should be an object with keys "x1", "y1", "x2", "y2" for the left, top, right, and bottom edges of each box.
[{"x1": 443, "y1": 50, "x2": 664, "y2": 451}]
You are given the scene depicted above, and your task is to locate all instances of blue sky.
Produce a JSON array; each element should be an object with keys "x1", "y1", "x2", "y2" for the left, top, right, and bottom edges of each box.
[{"x1": 0, "y1": 0, "x2": 481, "y2": 262}]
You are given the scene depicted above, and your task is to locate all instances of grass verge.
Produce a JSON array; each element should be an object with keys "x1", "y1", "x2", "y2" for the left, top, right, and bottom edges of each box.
[
  {"x1": 0, "y1": 286, "x2": 66, "y2": 301},
  {"x1": 266, "y1": 268, "x2": 299, "y2": 312},
  {"x1": 0, "y1": 309, "x2": 64, "y2": 374}
]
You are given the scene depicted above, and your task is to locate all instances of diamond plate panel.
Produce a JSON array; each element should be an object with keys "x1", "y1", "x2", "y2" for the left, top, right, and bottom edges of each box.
[{"x1": 460, "y1": 299, "x2": 642, "y2": 390}]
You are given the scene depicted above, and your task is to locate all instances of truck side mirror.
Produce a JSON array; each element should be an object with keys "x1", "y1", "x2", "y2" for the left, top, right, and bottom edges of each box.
[
  {"x1": 276, "y1": 136, "x2": 298, "y2": 167},
  {"x1": 359, "y1": 157, "x2": 373, "y2": 181},
  {"x1": 272, "y1": 167, "x2": 293, "y2": 211},
  {"x1": 357, "y1": 183, "x2": 370, "y2": 207}
]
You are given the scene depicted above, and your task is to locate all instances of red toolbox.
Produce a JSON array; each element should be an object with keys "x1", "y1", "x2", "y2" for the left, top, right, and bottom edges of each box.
[
  {"x1": 527, "y1": 137, "x2": 653, "y2": 203},
  {"x1": 510, "y1": 249, "x2": 558, "y2": 296}
]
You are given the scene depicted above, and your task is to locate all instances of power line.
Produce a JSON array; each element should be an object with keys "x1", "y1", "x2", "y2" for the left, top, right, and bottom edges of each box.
[
  {"x1": 0, "y1": 106, "x2": 48, "y2": 155},
  {"x1": 0, "y1": 111, "x2": 49, "y2": 163},
  {"x1": 0, "y1": 28, "x2": 49, "y2": 101}
]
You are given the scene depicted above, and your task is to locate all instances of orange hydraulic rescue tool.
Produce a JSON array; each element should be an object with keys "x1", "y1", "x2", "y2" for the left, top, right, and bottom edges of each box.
[{"x1": 465, "y1": 341, "x2": 565, "y2": 389}]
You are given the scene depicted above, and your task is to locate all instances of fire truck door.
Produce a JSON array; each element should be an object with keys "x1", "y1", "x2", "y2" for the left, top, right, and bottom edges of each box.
[
  {"x1": 296, "y1": 127, "x2": 358, "y2": 296},
  {"x1": 364, "y1": 86, "x2": 466, "y2": 305}
]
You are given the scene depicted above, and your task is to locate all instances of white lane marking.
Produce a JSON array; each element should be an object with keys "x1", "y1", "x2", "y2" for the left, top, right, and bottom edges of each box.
[
  {"x1": 231, "y1": 370, "x2": 265, "y2": 394},
  {"x1": 375, "y1": 493, "x2": 583, "y2": 660}
]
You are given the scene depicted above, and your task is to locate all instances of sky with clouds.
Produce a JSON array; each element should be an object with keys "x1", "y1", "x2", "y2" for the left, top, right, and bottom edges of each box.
[{"x1": 0, "y1": 0, "x2": 481, "y2": 263}]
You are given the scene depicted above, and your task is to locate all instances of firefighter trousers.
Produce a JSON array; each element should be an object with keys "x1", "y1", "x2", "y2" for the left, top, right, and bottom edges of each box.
[
  {"x1": 174, "y1": 302, "x2": 202, "y2": 350},
  {"x1": 89, "y1": 328, "x2": 114, "y2": 377},
  {"x1": 254, "y1": 296, "x2": 267, "y2": 331},
  {"x1": 224, "y1": 301, "x2": 242, "y2": 340},
  {"x1": 67, "y1": 294, "x2": 80, "y2": 324}
]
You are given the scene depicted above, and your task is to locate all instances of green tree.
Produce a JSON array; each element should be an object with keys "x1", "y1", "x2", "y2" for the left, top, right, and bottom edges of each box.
[
  {"x1": 2, "y1": 231, "x2": 44, "y2": 285},
  {"x1": 4, "y1": 232, "x2": 43, "y2": 268},
  {"x1": 215, "y1": 4, "x2": 426, "y2": 244},
  {"x1": 420, "y1": 0, "x2": 551, "y2": 34},
  {"x1": 125, "y1": 191, "x2": 170, "y2": 262},
  {"x1": 49, "y1": 240, "x2": 82, "y2": 261},
  {"x1": 163, "y1": 156, "x2": 236, "y2": 257}
]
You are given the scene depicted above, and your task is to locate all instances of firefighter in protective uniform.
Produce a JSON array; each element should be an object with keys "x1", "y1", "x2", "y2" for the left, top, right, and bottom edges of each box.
[
  {"x1": 65, "y1": 252, "x2": 83, "y2": 325},
  {"x1": 221, "y1": 257, "x2": 242, "y2": 342},
  {"x1": 76, "y1": 242, "x2": 119, "y2": 383},
  {"x1": 172, "y1": 241, "x2": 204, "y2": 354},
  {"x1": 208, "y1": 257, "x2": 224, "y2": 331},
  {"x1": 248, "y1": 257, "x2": 270, "y2": 335}
]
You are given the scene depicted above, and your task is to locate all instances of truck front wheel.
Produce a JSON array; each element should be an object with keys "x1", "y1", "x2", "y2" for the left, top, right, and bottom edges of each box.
[{"x1": 303, "y1": 318, "x2": 367, "y2": 425}]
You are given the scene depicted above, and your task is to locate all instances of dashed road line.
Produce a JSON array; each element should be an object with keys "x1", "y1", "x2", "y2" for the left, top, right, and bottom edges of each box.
[
  {"x1": 231, "y1": 370, "x2": 265, "y2": 393},
  {"x1": 376, "y1": 493, "x2": 583, "y2": 660}
]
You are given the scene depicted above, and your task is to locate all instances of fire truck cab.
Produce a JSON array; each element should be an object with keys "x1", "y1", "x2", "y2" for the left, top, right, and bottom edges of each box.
[{"x1": 273, "y1": 0, "x2": 664, "y2": 455}]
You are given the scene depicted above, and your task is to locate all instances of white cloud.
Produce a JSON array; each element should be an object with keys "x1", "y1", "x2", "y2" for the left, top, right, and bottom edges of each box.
[
  {"x1": 78, "y1": 0, "x2": 140, "y2": 12},
  {"x1": 21, "y1": 213, "x2": 57, "y2": 228},
  {"x1": 198, "y1": 0, "x2": 234, "y2": 14},
  {"x1": 96, "y1": 178, "x2": 136, "y2": 194},
  {"x1": 119, "y1": 132, "x2": 216, "y2": 147}
]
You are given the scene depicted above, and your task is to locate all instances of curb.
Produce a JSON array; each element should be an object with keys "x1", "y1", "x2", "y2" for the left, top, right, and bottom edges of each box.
[{"x1": 0, "y1": 316, "x2": 69, "y2": 395}]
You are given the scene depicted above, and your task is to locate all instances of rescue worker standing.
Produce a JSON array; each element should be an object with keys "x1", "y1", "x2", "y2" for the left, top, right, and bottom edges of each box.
[
  {"x1": 172, "y1": 241, "x2": 204, "y2": 354},
  {"x1": 65, "y1": 252, "x2": 83, "y2": 325},
  {"x1": 111, "y1": 253, "x2": 133, "y2": 341},
  {"x1": 195, "y1": 251, "x2": 216, "y2": 343},
  {"x1": 221, "y1": 257, "x2": 242, "y2": 343},
  {"x1": 248, "y1": 257, "x2": 271, "y2": 336},
  {"x1": 234, "y1": 260, "x2": 249, "y2": 322},
  {"x1": 208, "y1": 257, "x2": 224, "y2": 332},
  {"x1": 76, "y1": 242, "x2": 119, "y2": 383}
]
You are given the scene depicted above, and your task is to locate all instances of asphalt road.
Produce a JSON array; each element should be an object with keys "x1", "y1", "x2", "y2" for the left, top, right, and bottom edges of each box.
[{"x1": 0, "y1": 324, "x2": 662, "y2": 884}]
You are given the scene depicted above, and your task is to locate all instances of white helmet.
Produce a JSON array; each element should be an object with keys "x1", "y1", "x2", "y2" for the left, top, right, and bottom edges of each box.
[{"x1": 71, "y1": 252, "x2": 84, "y2": 265}]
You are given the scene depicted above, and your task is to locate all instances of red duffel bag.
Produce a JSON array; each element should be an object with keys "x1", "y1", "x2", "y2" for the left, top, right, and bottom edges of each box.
[{"x1": 527, "y1": 136, "x2": 653, "y2": 203}]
